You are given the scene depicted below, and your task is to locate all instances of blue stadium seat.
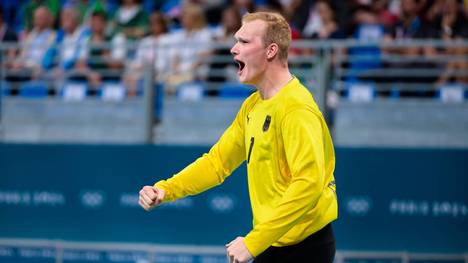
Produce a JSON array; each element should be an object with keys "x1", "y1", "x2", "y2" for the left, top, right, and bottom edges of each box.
[
  {"x1": 99, "y1": 82, "x2": 126, "y2": 101},
  {"x1": 437, "y1": 83, "x2": 466, "y2": 103},
  {"x1": 18, "y1": 81, "x2": 49, "y2": 98},
  {"x1": 344, "y1": 81, "x2": 376, "y2": 102},
  {"x1": 389, "y1": 86, "x2": 401, "y2": 99},
  {"x1": 176, "y1": 81, "x2": 205, "y2": 101},
  {"x1": 60, "y1": 81, "x2": 88, "y2": 101},
  {"x1": 1, "y1": 82, "x2": 12, "y2": 96},
  {"x1": 218, "y1": 82, "x2": 254, "y2": 99}
]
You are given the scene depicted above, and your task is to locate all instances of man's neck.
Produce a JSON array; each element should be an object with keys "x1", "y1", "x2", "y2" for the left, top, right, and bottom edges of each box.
[{"x1": 257, "y1": 63, "x2": 293, "y2": 100}]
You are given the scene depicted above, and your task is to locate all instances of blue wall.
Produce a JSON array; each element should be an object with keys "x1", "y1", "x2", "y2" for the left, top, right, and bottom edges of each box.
[{"x1": 0, "y1": 144, "x2": 467, "y2": 253}]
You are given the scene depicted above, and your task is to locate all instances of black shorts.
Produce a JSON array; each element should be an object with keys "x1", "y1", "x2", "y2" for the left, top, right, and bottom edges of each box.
[{"x1": 253, "y1": 224, "x2": 335, "y2": 263}]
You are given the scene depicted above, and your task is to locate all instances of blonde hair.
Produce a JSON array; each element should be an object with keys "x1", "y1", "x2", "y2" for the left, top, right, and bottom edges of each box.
[
  {"x1": 242, "y1": 12, "x2": 291, "y2": 61},
  {"x1": 182, "y1": 3, "x2": 206, "y2": 30}
]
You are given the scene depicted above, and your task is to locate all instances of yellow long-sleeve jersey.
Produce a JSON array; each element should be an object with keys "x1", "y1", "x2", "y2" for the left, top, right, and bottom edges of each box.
[{"x1": 154, "y1": 77, "x2": 338, "y2": 257}]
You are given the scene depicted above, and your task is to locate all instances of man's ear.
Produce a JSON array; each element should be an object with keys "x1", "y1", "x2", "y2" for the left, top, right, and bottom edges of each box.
[{"x1": 266, "y1": 43, "x2": 279, "y2": 60}]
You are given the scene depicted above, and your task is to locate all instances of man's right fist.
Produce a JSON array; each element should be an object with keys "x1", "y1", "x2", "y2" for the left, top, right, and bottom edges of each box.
[{"x1": 139, "y1": 186, "x2": 165, "y2": 211}]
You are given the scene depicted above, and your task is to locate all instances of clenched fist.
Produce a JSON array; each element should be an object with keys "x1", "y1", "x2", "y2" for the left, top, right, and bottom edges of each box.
[
  {"x1": 138, "y1": 186, "x2": 165, "y2": 211},
  {"x1": 226, "y1": 236, "x2": 253, "y2": 263}
]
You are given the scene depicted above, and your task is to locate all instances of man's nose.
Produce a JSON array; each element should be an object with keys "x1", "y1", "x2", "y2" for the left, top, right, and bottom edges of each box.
[{"x1": 231, "y1": 43, "x2": 239, "y2": 56}]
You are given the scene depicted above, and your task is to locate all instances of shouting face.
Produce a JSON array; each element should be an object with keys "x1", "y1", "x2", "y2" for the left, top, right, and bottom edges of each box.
[{"x1": 230, "y1": 20, "x2": 269, "y2": 85}]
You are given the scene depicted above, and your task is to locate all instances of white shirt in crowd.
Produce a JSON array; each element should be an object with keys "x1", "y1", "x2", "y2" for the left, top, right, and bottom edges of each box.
[
  {"x1": 165, "y1": 27, "x2": 212, "y2": 74},
  {"x1": 132, "y1": 33, "x2": 172, "y2": 76}
]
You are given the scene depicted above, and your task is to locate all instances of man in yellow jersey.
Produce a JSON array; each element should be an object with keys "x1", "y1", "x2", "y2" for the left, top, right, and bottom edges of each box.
[{"x1": 139, "y1": 11, "x2": 338, "y2": 263}]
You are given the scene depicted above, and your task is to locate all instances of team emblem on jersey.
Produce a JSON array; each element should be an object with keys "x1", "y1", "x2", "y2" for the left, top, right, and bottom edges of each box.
[{"x1": 263, "y1": 115, "x2": 271, "y2": 132}]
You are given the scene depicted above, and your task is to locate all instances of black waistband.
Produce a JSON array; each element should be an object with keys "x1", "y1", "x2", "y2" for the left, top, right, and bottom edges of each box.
[{"x1": 298, "y1": 223, "x2": 335, "y2": 246}]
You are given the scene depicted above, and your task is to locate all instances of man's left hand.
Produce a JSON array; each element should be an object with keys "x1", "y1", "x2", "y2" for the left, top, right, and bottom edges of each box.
[{"x1": 226, "y1": 236, "x2": 253, "y2": 263}]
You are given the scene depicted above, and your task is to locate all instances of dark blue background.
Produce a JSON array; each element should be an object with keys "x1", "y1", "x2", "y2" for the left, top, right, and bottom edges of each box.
[{"x1": 0, "y1": 144, "x2": 467, "y2": 253}]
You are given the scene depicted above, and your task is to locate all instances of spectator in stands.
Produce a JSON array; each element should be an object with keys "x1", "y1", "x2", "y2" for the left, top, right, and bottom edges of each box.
[
  {"x1": 45, "y1": 6, "x2": 90, "y2": 77},
  {"x1": 124, "y1": 11, "x2": 171, "y2": 95},
  {"x1": 303, "y1": 1, "x2": 345, "y2": 74},
  {"x1": 438, "y1": 42, "x2": 468, "y2": 85},
  {"x1": 347, "y1": 5, "x2": 385, "y2": 81},
  {"x1": 300, "y1": 0, "x2": 345, "y2": 67},
  {"x1": 352, "y1": 5, "x2": 385, "y2": 40},
  {"x1": 428, "y1": 0, "x2": 468, "y2": 84},
  {"x1": 383, "y1": 0, "x2": 427, "y2": 57},
  {"x1": 8, "y1": 6, "x2": 56, "y2": 80},
  {"x1": 111, "y1": 0, "x2": 148, "y2": 41},
  {"x1": 381, "y1": 0, "x2": 438, "y2": 89},
  {"x1": 425, "y1": 0, "x2": 468, "y2": 40},
  {"x1": 213, "y1": 6, "x2": 242, "y2": 41},
  {"x1": 0, "y1": 7, "x2": 18, "y2": 63},
  {"x1": 207, "y1": 5, "x2": 242, "y2": 85},
  {"x1": 271, "y1": 0, "x2": 311, "y2": 33},
  {"x1": 306, "y1": 0, "x2": 346, "y2": 40},
  {"x1": 425, "y1": 0, "x2": 445, "y2": 22},
  {"x1": 372, "y1": 0, "x2": 398, "y2": 29},
  {"x1": 164, "y1": 3, "x2": 213, "y2": 92},
  {"x1": 75, "y1": 10, "x2": 127, "y2": 89},
  {"x1": 385, "y1": 0, "x2": 427, "y2": 39},
  {"x1": 21, "y1": 0, "x2": 60, "y2": 33}
]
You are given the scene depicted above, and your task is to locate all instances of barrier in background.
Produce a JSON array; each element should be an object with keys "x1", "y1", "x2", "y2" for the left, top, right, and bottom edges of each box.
[
  {"x1": 2, "y1": 40, "x2": 468, "y2": 146},
  {"x1": 0, "y1": 144, "x2": 467, "y2": 255}
]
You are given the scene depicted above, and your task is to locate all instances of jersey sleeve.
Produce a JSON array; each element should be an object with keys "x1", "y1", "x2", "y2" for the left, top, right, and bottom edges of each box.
[
  {"x1": 153, "y1": 103, "x2": 247, "y2": 202},
  {"x1": 243, "y1": 108, "x2": 326, "y2": 256}
]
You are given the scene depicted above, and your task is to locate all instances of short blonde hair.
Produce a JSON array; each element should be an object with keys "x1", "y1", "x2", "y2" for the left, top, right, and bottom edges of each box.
[
  {"x1": 182, "y1": 3, "x2": 206, "y2": 30},
  {"x1": 242, "y1": 12, "x2": 291, "y2": 61}
]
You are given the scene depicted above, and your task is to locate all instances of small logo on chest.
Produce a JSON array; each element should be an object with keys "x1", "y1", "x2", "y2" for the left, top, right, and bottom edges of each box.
[{"x1": 263, "y1": 115, "x2": 271, "y2": 132}]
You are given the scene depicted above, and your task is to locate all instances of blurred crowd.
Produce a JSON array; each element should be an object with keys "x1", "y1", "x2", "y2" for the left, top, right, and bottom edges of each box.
[{"x1": 0, "y1": 0, "x2": 467, "y2": 94}]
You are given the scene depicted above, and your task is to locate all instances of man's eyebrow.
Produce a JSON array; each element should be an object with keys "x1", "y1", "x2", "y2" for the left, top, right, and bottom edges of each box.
[{"x1": 235, "y1": 36, "x2": 248, "y2": 42}]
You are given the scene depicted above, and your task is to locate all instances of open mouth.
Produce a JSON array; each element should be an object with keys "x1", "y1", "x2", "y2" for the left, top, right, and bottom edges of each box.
[{"x1": 235, "y1": 59, "x2": 245, "y2": 73}]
